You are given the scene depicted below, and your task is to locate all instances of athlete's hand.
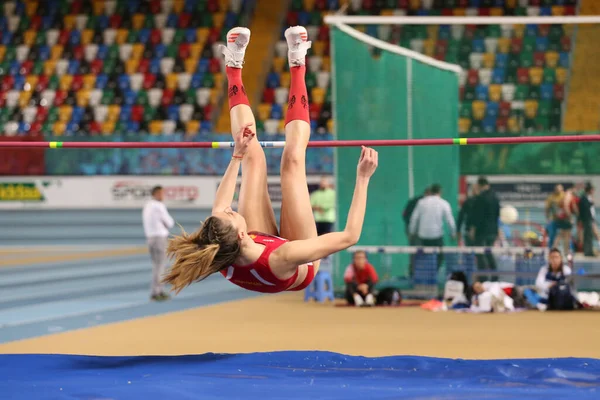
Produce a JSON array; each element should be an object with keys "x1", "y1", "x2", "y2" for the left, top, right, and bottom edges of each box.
[
  {"x1": 233, "y1": 122, "x2": 255, "y2": 158},
  {"x1": 357, "y1": 146, "x2": 378, "y2": 178}
]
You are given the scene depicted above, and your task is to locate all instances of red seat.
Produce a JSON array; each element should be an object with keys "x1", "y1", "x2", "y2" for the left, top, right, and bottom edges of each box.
[
  {"x1": 517, "y1": 68, "x2": 529, "y2": 84},
  {"x1": 72, "y1": 45, "x2": 84, "y2": 61},
  {"x1": 533, "y1": 52, "x2": 545, "y2": 67},
  {"x1": 286, "y1": 12, "x2": 298, "y2": 27},
  {"x1": 179, "y1": 13, "x2": 192, "y2": 28},
  {"x1": 150, "y1": 0, "x2": 161, "y2": 13},
  {"x1": 499, "y1": 101, "x2": 511, "y2": 118},
  {"x1": 161, "y1": 89, "x2": 174, "y2": 106},
  {"x1": 538, "y1": 24, "x2": 550, "y2": 37},
  {"x1": 54, "y1": 90, "x2": 67, "y2": 106},
  {"x1": 553, "y1": 84, "x2": 564, "y2": 100},
  {"x1": 0, "y1": 91, "x2": 5, "y2": 107},
  {"x1": 434, "y1": 52, "x2": 446, "y2": 62},
  {"x1": 362, "y1": 0, "x2": 374, "y2": 10},
  {"x1": 208, "y1": 28, "x2": 220, "y2": 44},
  {"x1": 71, "y1": 0, "x2": 83, "y2": 13},
  {"x1": 89, "y1": 121, "x2": 102, "y2": 135},
  {"x1": 131, "y1": 105, "x2": 143, "y2": 122},
  {"x1": 36, "y1": 106, "x2": 48, "y2": 122},
  {"x1": 143, "y1": 73, "x2": 156, "y2": 90},
  {"x1": 150, "y1": 29, "x2": 161, "y2": 46},
  {"x1": 90, "y1": 59, "x2": 103, "y2": 74},
  {"x1": 398, "y1": 0, "x2": 409, "y2": 8},
  {"x1": 436, "y1": 39, "x2": 448, "y2": 53},
  {"x1": 138, "y1": 59, "x2": 150, "y2": 73},
  {"x1": 20, "y1": 60, "x2": 33, "y2": 75},
  {"x1": 318, "y1": 26, "x2": 329, "y2": 42},
  {"x1": 442, "y1": 8, "x2": 454, "y2": 16},
  {"x1": 2, "y1": 76, "x2": 14, "y2": 91},
  {"x1": 109, "y1": 15, "x2": 122, "y2": 29},
  {"x1": 565, "y1": 6, "x2": 575, "y2": 15},
  {"x1": 262, "y1": 88, "x2": 274, "y2": 103},
  {"x1": 560, "y1": 36, "x2": 571, "y2": 52},
  {"x1": 467, "y1": 69, "x2": 479, "y2": 86},
  {"x1": 209, "y1": 58, "x2": 220, "y2": 74},
  {"x1": 179, "y1": 43, "x2": 191, "y2": 60},
  {"x1": 511, "y1": 38, "x2": 522, "y2": 53},
  {"x1": 463, "y1": 25, "x2": 477, "y2": 40},
  {"x1": 496, "y1": 117, "x2": 508, "y2": 132},
  {"x1": 203, "y1": 104, "x2": 213, "y2": 120},
  {"x1": 478, "y1": 7, "x2": 490, "y2": 16},
  {"x1": 71, "y1": 75, "x2": 84, "y2": 91},
  {"x1": 315, "y1": 0, "x2": 326, "y2": 10},
  {"x1": 323, "y1": 40, "x2": 330, "y2": 56},
  {"x1": 459, "y1": 86, "x2": 465, "y2": 101},
  {"x1": 207, "y1": 0, "x2": 219, "y2": 12},
  {"x1": 58, "y1": 30, "x2": 70, "y2": 45},
  {"x1": 458, "y1": 0, "x2": 468, "y2": 6},
  {"x1": 309, "y1": 103, "x2": 321, "y2": 121},
  {"x1": 30, "y1": 15, "x2": 42, "y2": 30},
  {"x1": 30, "y1": 121, "x2": 42, "y2": 134},
  {"x1": 530, "y1": 0, "x2": 540, "y2": 5}
]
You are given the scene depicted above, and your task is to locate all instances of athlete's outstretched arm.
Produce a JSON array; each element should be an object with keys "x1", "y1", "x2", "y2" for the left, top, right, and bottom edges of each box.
[
  {"x1": 211, "y1": 123, "x2": 254, "y2": 214},
  {"x1": 274, "y1": 147, "x2": 378, "y2": 266}
]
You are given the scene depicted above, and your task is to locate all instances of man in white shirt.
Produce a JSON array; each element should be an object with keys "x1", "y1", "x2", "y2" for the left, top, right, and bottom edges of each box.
[
  {"x1": 409, "y1": 183, "x2": 456, "y2": 270},
  {"x1": 142, "y1": 186, "x2": 175, "y2": 301}
]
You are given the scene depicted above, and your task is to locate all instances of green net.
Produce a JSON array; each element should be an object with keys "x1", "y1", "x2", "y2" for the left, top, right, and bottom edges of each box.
[{"x1": 332, "y1": 26, "x2": 460, "y2": 290}]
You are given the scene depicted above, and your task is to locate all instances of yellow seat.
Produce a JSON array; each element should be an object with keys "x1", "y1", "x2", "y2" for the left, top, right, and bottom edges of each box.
[
  {"x1": 552, "y1": 6, "x2": 565, "y2": 16},
  {"x1": 131, "y1": 44, "x2": 145, "y2": 60},
  {"x1": 409, "y1": 0, "x2": 421, "y2": 10},
  {"x1": 488, "y1": 85, "x2": 502, "y2": 102},
  {"x1": 102, "y1": 121, "x2": 115, "y2": 135},
  {"x1": 556, "y1": 68, "x2": 567, "y2": 84},
  {"x1": 173, "y1": 0, "x2": 184, "y2": 13},
  {"x1": 186, "y1": 120, "x2": 200, "y2": 135},
  {"x1": 258, "y1": 103, "x2": 271, "y2": 121},
  {"x1": 19, "y1": 91, "x2": 32, "y2": 108},
  {"x1": 83, "y1": 74, "x2": 96, "y2": 90},
  {"x1": 132, "y1": 14, "x2": 145, "y2": 30},
  {"x1": 426, "y1": 26, "x2": 439, "y2": 40},
  {"x1": 59, "y1": 75, "x2": 73, "y2": 90},
  {"x1": 93, "y1": 0, "x2": 104, "y2": 15},
  {"x1": 190, "y1": 44, "x2": 202, "y2": 59},
  {"x1": 166, "y1": 73, "x2": 178, "y2": 89},
  {"x1": 545, "y1": 51, "x2": 559, "y2": 68},
  {"x1": 210, "y1": 88, "x2": 220, "y2": 105},
  {"x1": 322, "y1": 57, "x2": 331, "y2": 71},
  {"x1": 25, "y1": 75, "x2": 38, "y2": 91},
  {"x1": 59, "y1": 105, "x2": 73, "y2": 122},
  {"x1": 312, "y1": 41, "x2": 325, "y2": 56},
  {"x1": 197, "y1": 28, "x2": 209, "y2": 44},
  {"x1": 51, "y1": 45, "x2": 63, "y2": 60},
  {"x1": 116, "y1": 29, "x2": 129, "y2": 45},
  {"x1": 76, "y1": 89, "x2": 91, "y2": 107},
  {"x1": 524, "y1": 100, "x2": 539, "y2": 118},
  {"x1": 278, "y1": 119, "x2": 286, "y2": 134},
  {"x1": 63, "y1": 15, "x2": 76, "y2": 30},
  {"x1": 0, "y1": 46, "x2": 5, "y2": 62},
  {"x1": 472, "y1": 100, "x2": 486, "y2": 120},
  {"x1": 458, "y1": 118, "x2": 471, "y2": 134},
  {"x1": 490, "y1": 7, "x2": 504, "y2": 16},
  {"x1": 185, "y1": 58, "x2": 198, "y2": 74},
  {"x1": 312, "y1": 87, "x2": 325, "y2": 105},
  {"x1": 508, "y1": 116, "x2": 520, "y2": 133},
  {"x1": 125, "y1": 59, "x2": 139, "y2": 74},
  {"x1": 423, "y1": 39, "x2": 435, "y2": 57},
  {"x1": 273, "y1": 57, "x2": 286, "y2": 73},
  {"x1": 82, "y1": 29, "x2": 94, "y2": 45},
  {"x1": 44, "y1": 60, "x2": 56, "y2": 75},
  {"x1": 506, "y1": 0, "x2": 517, "y2": 7},
  {"x1": 24, "y1": 30, "x2": 36, "y2": 46},
  {"x1": 213, "y1": 13, "x2": 225, "y2": 28},
  {"x1": 327, "y1": 119, "x2": 334, "y2": 133},
  {"x1": 303, "y1": 0, "x2": 316, "y2": 10},
  {"x1": 218, "y1": 0, "x2": 229, "y2": 8},
  {"x1": 280, "y1": 72, "x2": 291, "y2": 88},
  {"x1": 26, "y1": 1, "x2": 38, "y2": 17},
  {"x1": 107, "y1": 105, "x2": 121, "y2": 122},
  {"x1": 513, "y1": 24, "x2": 525, "y2": 38},
  {"x1": 482, "y1": 53, "x2": 495, "y2": 69},
  {"x1": 381, "y1": 9, "x2": 395, "y2": 17},
  {"x1": 149, "y1": 120, "x2": 162, "y2": 135},
  {"x1": 497, "y1": 38, "x2": 510, "y2": 53},
  {"x1": 529, "y1": 67, "x2": 543, "y2": 86},
  {"x1": 53, "y1": 121, "x2": 66, "y2": 136},
  {"x1": 453, "y1": 8, "x2": 467, "y2": 16}
]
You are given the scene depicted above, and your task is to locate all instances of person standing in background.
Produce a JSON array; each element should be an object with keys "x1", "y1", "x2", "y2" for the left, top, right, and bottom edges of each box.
[
  {"x1": 579, "y1": 183, "x2": 599, "y2": 257},
  {"x1": 143, "y1": 186, "x2": 175, "y2": 301},
  {"x1": 403, "y1": 187, "x2": 430, "y2": 243},
  {"x1": 545, "y1": 184, "x2": 564, "y2": 251},
  {"x1": 310, "y1": 177, "x2": 336, "y2": 236},
  {"x1": 409, "y1": 183, "x2": 456, "y2": 270},
  {"x1": 457, "y1": 184, "x2": 479, "y2": 246},
  {"x1": 471, "y1": 177, "x2": 500, "y2": 271}
]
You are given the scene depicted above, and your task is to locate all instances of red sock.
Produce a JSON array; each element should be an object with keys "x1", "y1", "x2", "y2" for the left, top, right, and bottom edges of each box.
[
  {"x1": 226, "y1": 67, "x2": 249, "y2": 109},
  {"x1": 285, "y1": 66, "x2": 310, "y2": 125}
]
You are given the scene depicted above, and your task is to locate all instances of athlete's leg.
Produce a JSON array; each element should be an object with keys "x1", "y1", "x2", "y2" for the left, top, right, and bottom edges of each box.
[
  {"x1": 222, "y1": 28, "x2": 277, "y2": 235},
  {"x1": 279, "y1": 26, "x2": 321, "y2": 282}
]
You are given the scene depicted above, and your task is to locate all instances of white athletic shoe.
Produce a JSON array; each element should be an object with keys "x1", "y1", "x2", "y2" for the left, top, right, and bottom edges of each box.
[
  {"x1": 353, "y1": 293, "x2": 364, "y2": 307},
  {"x1": 365, "y1": 293, "x2": 375, "y2": 307},
  {"x1": 284, "y1": 25, "x2": 312, "y2": 67},
  {"x1": 219, "y1": 27, "x2": 251, "y2": 68}
]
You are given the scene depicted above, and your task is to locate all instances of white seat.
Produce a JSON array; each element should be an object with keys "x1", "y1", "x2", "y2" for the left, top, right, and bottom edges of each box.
[
  {"x1": 94, "y1": 105, "x2": 108, "y2": 122},
  {"x1": 75, "y1": 15, "x2": 88, "y2": 30},
  {"x1": 306, "y1": 26, "x2": 319, "y2": 41},
  {"x1": 46, "y1": 29, "x2": 59, "y2": 46},
  {"x1": 154, "y1": 14, "x2": 167, "y2": 29},
  {"x1": 422, "y1": 0, "x2": 434, "y2": 9},
  {"x1": 308, "y1": 56, "x2": 322, "y2": 73},
  {"x1": 410, "y1": 39, "x2": 424, "y2": 53},
  {"x1": 275, "y1": 41, "x2": 287, "y2": 58},
  {"x1": 317, "y1": 71, "x2": 330, "y2": 89},
  {"x1": 500, "y1": 24, "x2": 513, "y2": 38},
  {"x1": 16, "y1": 45, "x2": 30, "y2": 63},
  {"x1": 104, "y1": 0, "x2": 116, "y2": 15},
  {"x1": 130, "y1": 73, "x2": 143, "y2": 91},
  {"x1": 377, "y1": 25, "x2": 391, "y2": 41},
  {"x1": 466, "y1": 8, "x2": 479, "y2": 17},
  {"x1": 6, "y1": 90, "x2": 20, "y2": 108},
  {"x1": 179, "y1": 104, "x2": 194, "y2": 122},
  {"x1": 103, "y1": 29, "x2": 116, "y2": 45},
  {"x1": 511, "y1": 101, "x2": 524, "y2": 111},
  {"x1": 275, "y1": 87, "x2": 288, "y2": 105},
  {"x1": 23, "y1": 106, "x2": 37, "y2": 124},
  {"x1": 40, "y1": 89, "x2": 56, "y2": 107},
  {"x1": 502, "y1": 84, "x2": 516, "y2": 102},
  {"x1": 162, "y1": 28, "x2": 175, "y2": 45},
  {"x1": 229, "y1": 0, "x2": 242, "y2": 13},
  {"x1": 349, "y1": 0, "x2": 362, "y2": 12},
  {"x1": 392, "y1": 9, "x2": 407, "y2": 16},
  {"x1": 148, "y1": 88, "x2": 163, "y2": 107},
  {"x1": 177, "y1": 73, "x2": 191, "y2": 91},
  {"x1": 89, "y1": 89, "x2": 102, "y2": 106},
  {"x1": 451, "y1": 25, "x2": 464, "y2": 40},
  {"x1": 212, "y1": 42, "x2": 224, "y2": 59},
  {"x1": 8, "y1": 16, "x2": 20, "y2": 32},
  {"x1": 478, "y1": 68, "x2": 492, "y2": 86},
  {"x1": 527, "y1": 7, "x2": 540, "y2": 17},
  {"x1": 160, "y1": 57, "x2": 175, "y2": 75},
  {"x1": 3, "y1": 2, "x2": 15, "y2": 17},
  {"x1": 264, "y1": 119, "x2": 279, "y2": 135},
  {"x1": 84, "y1": 44, "x2": 98, "y2": 62},
  {"x1": 161, "y1": 0, "x2": 173, "y2": 13},
  {"x1": 518, "y1": 0, "x2": 529, "y2": 7},
  {"x1": 196, "y1": 88, "x2": 211, "y2": 107},
  {"x1": 55, "y1": 59, "x2": 69, "y2": 76},
  {"x1": 4, "y1": 121, "x2": 18, "y2": 136},
  {"x1": 163, "y1": 120, "x2": 176, "y2": 135},
  {"x1": 484, "y1": 38, "x2": 498, "y2": 53},
  {"x1": 469, "y1": 53, "x2": 483, "y2": 69},
  {"x1": 118, "y1": 44, "x2": 132, "y2": 62}
]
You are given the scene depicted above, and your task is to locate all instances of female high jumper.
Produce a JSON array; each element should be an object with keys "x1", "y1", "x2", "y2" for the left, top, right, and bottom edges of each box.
[{"x1": 163, "y1": 26, "x2": 378, "y2": 294}]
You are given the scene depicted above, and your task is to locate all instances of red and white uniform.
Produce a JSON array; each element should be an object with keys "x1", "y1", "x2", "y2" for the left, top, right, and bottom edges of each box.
[{"x1": 220, "y1": 232, "x2": 315, "y2": 293}]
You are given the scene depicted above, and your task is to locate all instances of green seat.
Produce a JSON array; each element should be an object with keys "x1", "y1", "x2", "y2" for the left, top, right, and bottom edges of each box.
[
  {"x1": 200, "y1": 13, "x2": 213, "y2": 27},
  {"x1": 185, "y1": 89, "x2": 196, "y2": 105},
  {"x1": 520, "y1": 51, "x2": 533, "y2": 68},
  {"x1": 166, "y1": 44, "x2": 178, "y2": 58},
  {"x1": 524, "y1": 117, "x2": 536, "y2": 131},
  {"x1": 474, "y1": 27, "x2": 487, "y2": 40},
  {"x1": 59, "y1": 0, "x2": 70, "y2": 15},
  {"x1": 47, "y1": 107, "x2": 59, "y2": 123},
  {"x1": 127, "y1": 30, "x2": 138, "y2": 43},
  {"x1": 538, "y1": 100, "x2": 552, "y2": 117},
  {"x1": 414, "y1": 26, "x2": 428, "y2": 39},
  {"x1": 523, "y1": 37, "x2": 536, "y2": 52},
  {"x1": 42, "y1": 121, "x2": 53, "y2": 132},
  {"x1": 196, "y1": 0, "x2": 208, "y2": 12},
  {"x1": 515, "y1": 84, "x2": 528, "y2": 100},
  {"x1": 114, "y1": 121, "x2": 126, "y2": 134},
  {"x1": 515, "y1": 7, "x2": 527, "y2": 16},
  {"x1": 469, "y1": 120, "x2": 482, "y2": 134},
  {"x1": 400, "y1": 37, "x2": 411, "y2": 48},
  {"x1": 550, "y1": 114, "x2": 561, "y2": 130},
  {"x1": 548, "y1": 42, "x2": 560, "y2": 52},
  {"x1": 505, "y1": 67, "x2": 518, "y2": 84},
  {"x1": 202, "y1": 73, "x2": 215, "y2": 88},
  {"x1": 508, "y1": 53, "x2": 520, "y2": 68},
  {"x1": 551, "y1": 100, "x2": 562, "y2": 116},
  {"x1": 291, "y1": 0, "x2": 303, "y2": 11},
  {"x1": 144, "y1": 15, "x2": 154, "y2": 29},
  {"x1": 255, "y1": 119, "x2": 264, "y2": 133},
  {"x1": 103, "y1": 59, "x2": 116, "y2": 74},
  {"x1": 143, "y1": 106, "x2": 155, "y2": 122},
  {"x1": 0, "y1": 108, "x2": 10, "y2": 123},
  {"x1": 541, "y1": 0, "x2": 554, "y2": 5},
  {"x1": 173, "y1": 30, "x2": 184, "y2": 45},
  {"x1": 385, "y1": 0, "x2": 397, "y2": 7},
  {"x1": 486, "y1": 25, "x2": 501, "y2": 38},
  {"x1": 0, "y1": 61, "x2": 7, "y2": 75},
  {"x1": 463, "y1": 86, "x2": 475, "y2": 101},
  {"x1": 86, "y1": 15, "x2": 97, "y2": 29},
  {"x1": 528, "y1": 86, "x2": 540, "y2": 100},
  {"x1": 543, "y1": 67, "x2": 556, "y2": 84},
  {"x1": 48, "y1": 75, "x2": 59, "y2": 90},
  {"x1": 444, "y1": 0, "x2": 457, "y2": 7},
  {"x1": 116, "y1": 0, "x2": 127, "y2": 14},
  {"x1": 18, "y1": 16, "x2": 30, "y2": 32},
  {"x1": 32, "y1": 61, "x2": 43, "y2": 75},
  {"x1": 325, "y1": 87, "x2": 332, "y2": 104},
  {"x1": 535, "y1": 116, "x2": 549, "y2": 130},
  {"x1": 4, "y1": 46, "x2": 15, "y2": 62},
  {"x1": 549, "y1": 25, "x2": 564, "y2": 41},
  {"x1": 310, "y1": 12, "x2": 321, "y2": 26},
  {"x1": 460, "y1": 101, "x2": 472, "y2": 118},
  {"x1": 445, "y1": 51, "x2": 458, "y2": 64},
  {"x1": 35, "y1": 32, "x2": 45, "y2": 46},
  {"x1": 137, "y1": 91, "x2": 149, "y2": 106},
  {"x1": 305, "y1": 72, "x2": 317, "y2": 91},
  {"x1": 107, "y1": 45, "x2": 119, "y2": 60},
  {"x1": 101, "y1": 90, "x2": 114, "y2": 105}
]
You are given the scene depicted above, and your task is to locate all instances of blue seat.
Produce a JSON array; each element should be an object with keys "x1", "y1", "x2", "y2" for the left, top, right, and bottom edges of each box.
[
  {"x1": 270, "y1": 103, "x2": 283, "y2": 119},
  {"x1": 14, "y1": 1, "x2": 24, "y2": 14},
  {"x1": 366, "y1": 25, "x2": 378, "y2": 38},
  {"x1": 67, "y1": 60, "x2": 80, "y2": 75},
  {"x1": 438, "y1": 25, "x2": 451, "y2": 40},
  {"x1": 149, "y1": 59, "x2": 160, "y2": 74},
  {"x1": 97, "y1": 15, "x2": 109, "y2": 30},
  {"x1": 540, "y1": 83, "x2": 554, "y2": 101},
  {"x1": 266, "y1": 72, "x2": 280, "y2": 89},
  {"x1": 166, "y1": 13, "x2": 178, "y2": 28},
  {"x1": 492, "y1": 68, "x2": 505, "y2": 84},
  {"x1": 184, "y1": 28, "x2": 196, "y2": 43},
  {"x1": 41, "y1": 16, "x2": 53, "y2": 30},
  {"x1": 119, "y1": 105, "x2": 132, "y2": 122},
  {"x1": 535, "y1": 37, "x2": 549, "y2": 52},
  {"x1": 184, "y1": 0, "x2": 195, "y2": 12},
  {"x1": 8, "y1": 61, "x2": 19, "y2": 76},
  {"x1": 126, "y1": 0, "x2": 140, "y2": 13},
  {"x1": 154, "y1": 44, "x2": 166, "y2": 59},
  {"x1": 327, "y1": 0, "x2": 339, "y2": 9},
  {"x1": 540, "y1": 6, "x2": 552, "y2": 16},
  {"x1": 298, "y1": 11, "x2": 310, "y2": 26},
  {"x1": 472, "y1": 39, "x2": 485, "y2": 53},
  {"x1": 414, "y1": 252, "x2": 437, "y2": 285},
  {"x1": 417, "y1": 9, "x2": 429, "y2": 16},
  {"x1": 71, "y1": 106, "x2": 84, "y2": 122},
  {"x1": 127, "y1": 121, "x2": 139, "y2": 133},
  {"x1": 96, "y1": 45, "x2": 108, "y2": 60},
  {"x1": 475, "y1": 84, "x2": 488, "y2": 100},
  {"x1": 167, "y1": 105, "x2": 179, "y2": 121},
  {"x1": 525, "y1": 24, "x2": 538, "y2": 37},
  {"x1": 124, "y1": 90, "x2": 137, "y2": 105},
  {"x1": 13, "y1": 75, "x2": 25, "y2": 90},
  {"x1": 197, "y1": 59, "x2": 209, "y2": 73},
  {"x1": 37, "y1": 45, "x2": 50, "y2": 61},
  {"x1": 65, "y1": 121, "x2": 78, "y2": 134},
  {"x1": 138, "y1": 29, "x2": 150, "y2": 44},
  {"x1": 200, "y1": 120, "x2": 213, "y2": 132},
  {"x1": 495, "y1": 53, "x2": 508, "y2": 68},
  {"x1": 95, "y1": 74, "x2": 108, "y2": 89},
  {"x1": 304, "y1": 270, "x2": 335, "y2": 303},
  {"x1": 486, "y1": 101, "x2": 499, "y2": 118},
  {"x1": 224, "y1": 12, "x2": 238, "y2": 29},
  {"x1": 469, "y1": 0, "x2": 482, "y2": 6},
  {"x1": 482, "y1": 116, "x2": 496, "y2": 133},
  {"x1": 559, "y1": 52, "x2": 570, "y2": 67},
  {"x1": 18, "y1": 122, "x2": 30, "y2": 133},
  {"x1": 1, "y1": 31, "x2": 11, "y2": 45},
  {"x1": 191, "y1": 73, "x2": 203, "y2": 89},
  {"x1": 69, "y1": 30, "x2": 81, "y2": 45},
  {"x1": 0, "y1": 17, "x2": 7, "y2": 32},
  {"x1": 118, "y1": 74, "x2": 130, "y2": 90}
]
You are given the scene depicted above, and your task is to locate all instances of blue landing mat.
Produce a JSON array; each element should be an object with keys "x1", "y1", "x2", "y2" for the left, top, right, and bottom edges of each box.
[{"x1": 1, "y1": 351, "x2": 599, "y2": 400}]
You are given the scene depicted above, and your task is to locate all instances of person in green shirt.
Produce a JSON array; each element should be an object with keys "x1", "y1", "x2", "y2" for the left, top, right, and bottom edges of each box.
[{"x1": 311, "y1": 177, "x2": 336, "y2": 235}]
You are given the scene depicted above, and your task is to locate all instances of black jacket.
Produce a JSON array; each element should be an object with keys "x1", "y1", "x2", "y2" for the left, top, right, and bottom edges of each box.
[
  {"x1": 457, "y1": 196, "x2": 476, "y2": 234},
  {"x1": 579, "y1": 195, "x2": 595, "y2": 224},
  {"x1": 403, "y1": 195, "x2": 423, "y2": 227},
  {"x1": 471, "y1": 189, "x2": 500, "y2": 237}
]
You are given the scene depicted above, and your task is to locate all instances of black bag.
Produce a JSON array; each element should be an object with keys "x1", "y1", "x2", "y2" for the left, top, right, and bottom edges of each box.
[
  {"x1": 376, "y1": 288, "x2": 402, "y2": 306},
  {"x1": 548, "y1": 283, "x2": 574, "y2": 311}
]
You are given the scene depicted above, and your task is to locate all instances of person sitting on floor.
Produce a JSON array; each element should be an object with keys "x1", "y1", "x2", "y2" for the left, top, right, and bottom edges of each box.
[
  {"x1": 535, "y1": 248, "x2": 576, "y2": 311},
  {"x1": 344, "y1": 251, "x2": 379, "y2": 307},
  {"x1": 470, "y1": 281, "x2": 515, "y2": 313}
]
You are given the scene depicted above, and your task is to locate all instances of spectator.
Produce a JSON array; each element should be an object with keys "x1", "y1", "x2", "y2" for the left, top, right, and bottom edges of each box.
[
  {"x1": 471, "y1": 177, "x2": 500, "y2": 271},
  {"x1": 409, "y1": 183, "x2": 456, "y2": 270},
  {"x1": 403, "y1": 186, "x2": 430, "y2": 243},
  {"x1": 470, "y1": 281, "x2": 515, "y2": 313},
  {"x1": 457, "y1": 184, "x2": 479, "y2": 246},
  {"x1": 553, "y1": 185, "x2": 577, "y2": 255},
  {"x1": 142, "y1": 186, "x2": 175, "y2": 301},
  {"x1": 310, "y1": 177, "x2": 336, "y2": 236},
  {"x1": 578, "y1": 182, "x2": 599, "y2": 257},
  {"x1": 535, "y1": 248, "x2": 575, "y2": 311},
  {"x1": 545, "y1": 184, "x2": 565, "y2": 251},
  {"x1": 343, "y1": 251, "x2": 378, "y2": 307}
]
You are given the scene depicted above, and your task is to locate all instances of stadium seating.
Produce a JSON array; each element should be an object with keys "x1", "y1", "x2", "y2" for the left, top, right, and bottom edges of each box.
[
  {"x1": 262, "y1": 0, "x2": 577, "y2": 136},
  {"x1": 0, "y1": 0, "x2": 246, "y2": 137}
]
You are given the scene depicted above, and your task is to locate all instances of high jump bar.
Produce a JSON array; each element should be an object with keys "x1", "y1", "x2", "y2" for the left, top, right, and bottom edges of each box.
[{"x1": 1, "y1": 134, "x2": 600, "y2": 149}]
